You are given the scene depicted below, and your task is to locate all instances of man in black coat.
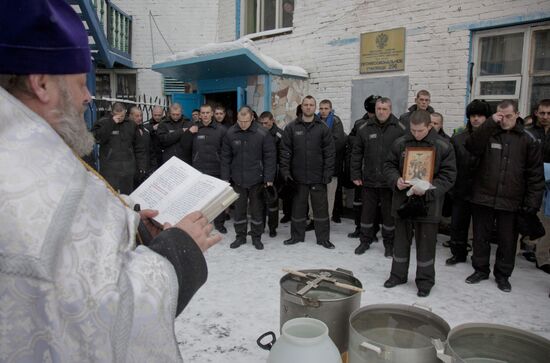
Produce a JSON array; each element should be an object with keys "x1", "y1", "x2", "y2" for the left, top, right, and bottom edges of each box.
[
  {"x1": 222, "y1": 107, "x2": 277, "y2": 249},
  {"x1": 143, "y1": 105, "x2": 164, "y2": 167},
  {"x1": 259, "y1": 111, "x2": 285, "y2": 237},
  {"x1": 446, "y1": 100, "x2": 491, "y2": 265},
  {"x1": 193, "y1": 104, "x2": 228, "y2": 233},
  {"x1": 157, "y1": 103, "x2": 195, "y2": 164},
  {"x1": 534, "y1": 99, "x2": 550, "y2": 272},
  {"x1": 129, "y1": 106, "x2": 157, "y2": 188},
  {"x1": 280, "y1": 95, "x2": 336, "y2": 248},
  {"x1": 383, "y1": 110, "x2": 457, "y2": 297},
  {"x1": 464, "y1": 100, "x2": 544, "y2": 292},
  {"x1": 347, "y1": 95, "x2": 380, "y2": 238},
  {"x1": 351, "y1": 97, "x2": 406, "y2": 257},
  {"x1": 399, "y1": 90, "x2": 435, "y2": 128},
  {"x1": 92, "y1": 102, "x2": 147, "y2": 194}
]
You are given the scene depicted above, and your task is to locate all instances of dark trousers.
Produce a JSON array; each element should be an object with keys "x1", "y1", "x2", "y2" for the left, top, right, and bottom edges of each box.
[
  {"x1": 103, "y1": 172, "x2": 134, "y2": 195},
  {"x1": 352, "y1": 186, "x2": 363, "y2": 230},
  {"x1": 450, "y1": 198, "x2": 472, "y2": 258},
  {"x1": 360, "y1": 187, "x2": 394, "y2": 247},
  {"x1": 233, "y1": 184, "x2": 265, "y2": 241},
  {"x1": 291, "y1": 183, "x2": 330, "y2": 242},
  {"x1": 390, "y1": 220, "x2": 438, "y2": 290},
  {"x1": 280, "y1": 184, "x2": 294, "y2": 218},
  {"x1": 332, "y1": 180, "x2": 343, "y2": 218},
  {"x1": 265, "y1": 195, "x2": 279, "y2": 232},
  {"x1": 471, "y1": 204, "x2": 518, "y2": 278}
]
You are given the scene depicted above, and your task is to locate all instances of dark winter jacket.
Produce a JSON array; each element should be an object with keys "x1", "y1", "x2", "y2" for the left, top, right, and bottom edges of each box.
[
  {"x1": 320, "y1": 113, "x2": 347, "y2": 177},
  {"x1": 157, "y1": 117, "x2": 194, "y2": 163},
  {"x1": 136, "y1": 123, "x2": 158, "y2": 175},
  {"x1": 350, "y1": 114, "x2": 406, "y2": 187},
  {"x1": 399, "y1": 105, "x2": 435, "y2": 128},
  {"x1": 221, "y1": 122, "x2": 277, "y2": 187},
  {"x1": 192, "y1": 120, "x2": 227, "y2": 177},
  {"x1": 450, "y1": 125, "x2": 479, "y2": 201},
  {"x1": 92, "y1": 115, "x2": 146, "y2": 177},
  {"x1": 267, "y1": 124, "x2": 284, "y2": 183},
  {"x1": 465, "y1": 117, "x2": 544, "y2": 212},
  {"x1": 144, "y1": 118, "x2": 163, "y2": 166},
  {"x1": 280, "y1": 115, "x2": 335, "y2": 185},
  {"x1": 384, "y1": 128, "x2": 457, "y2": 223}
]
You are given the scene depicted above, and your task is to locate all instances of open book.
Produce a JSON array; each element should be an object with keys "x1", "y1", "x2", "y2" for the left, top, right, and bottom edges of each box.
[{"x1": 130, "y1": 156, "x2": 239, "y2": 225}]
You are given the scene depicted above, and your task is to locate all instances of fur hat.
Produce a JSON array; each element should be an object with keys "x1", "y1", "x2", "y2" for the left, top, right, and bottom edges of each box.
[
  {"x1": 466, "y1": 99, "x2": 492, "y2": 119},
  {"x1": 364, "y1": 95, "x2": 381, "y2": 113},
  {"x1": 0, "y1": 0, "x2": 91, "y2": 74}
]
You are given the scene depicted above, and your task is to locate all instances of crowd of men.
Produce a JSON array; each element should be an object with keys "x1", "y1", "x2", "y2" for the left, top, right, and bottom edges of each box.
[{"x1": 93, "y1": 91, "x2": 550, "y2": 298}]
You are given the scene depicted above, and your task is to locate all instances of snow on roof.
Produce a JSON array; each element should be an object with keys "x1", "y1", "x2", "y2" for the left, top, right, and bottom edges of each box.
[{"x1": 164, "y1": 38, "x2": 308, "y2": 78}]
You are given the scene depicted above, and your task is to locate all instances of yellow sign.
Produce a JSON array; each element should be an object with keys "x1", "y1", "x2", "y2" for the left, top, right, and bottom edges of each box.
[{"x1": 360, "y1": 28, "x2": 406, "y2": 73}]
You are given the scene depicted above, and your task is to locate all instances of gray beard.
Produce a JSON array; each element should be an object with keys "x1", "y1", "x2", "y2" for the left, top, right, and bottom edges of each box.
[{"x1": 50, "y1": 87, "x2": 95, "y2": 157}]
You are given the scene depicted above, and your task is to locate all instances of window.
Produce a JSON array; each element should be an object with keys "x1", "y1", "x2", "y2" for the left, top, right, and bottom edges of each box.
[
  {"x1": 471, "y1": 23, "x2": 550, "y2": 115},
  {"x1": 95, "y1": 70, "x2": 137, "y2": 101},
  {"x1": 243, "y1": 0, "x2": 294, "y2": 36}
]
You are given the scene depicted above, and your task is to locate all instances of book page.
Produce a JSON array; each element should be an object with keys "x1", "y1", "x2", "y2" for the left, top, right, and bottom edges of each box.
[
  {"x1": 155, "y1": 174, "x2": 233, "y2": 225},
  {"x1": 130, "y1": 156, "x2": 199, "y2": 210}
]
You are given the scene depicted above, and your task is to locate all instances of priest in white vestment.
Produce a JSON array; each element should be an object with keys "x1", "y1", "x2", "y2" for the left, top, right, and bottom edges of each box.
[{"x1": 0, "y1": 1, "x2": 221, "y2": 362}]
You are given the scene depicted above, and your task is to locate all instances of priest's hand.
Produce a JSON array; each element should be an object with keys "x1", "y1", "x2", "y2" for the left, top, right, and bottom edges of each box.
[{"x1": 172, "y1": 211, "x2": 222, "y2": 252}]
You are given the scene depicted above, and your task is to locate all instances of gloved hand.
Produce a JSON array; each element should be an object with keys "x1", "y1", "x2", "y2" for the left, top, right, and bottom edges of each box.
[{"x1": 520, "y1": 206, "x2": 538, "y2": 215}]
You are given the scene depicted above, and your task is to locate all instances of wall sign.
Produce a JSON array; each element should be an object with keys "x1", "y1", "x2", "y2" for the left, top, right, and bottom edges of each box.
[{"x1": 360, "y1": 28, "x2": 406, "y2": 73}]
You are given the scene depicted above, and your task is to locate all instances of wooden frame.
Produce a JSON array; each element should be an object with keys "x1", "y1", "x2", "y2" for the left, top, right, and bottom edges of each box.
[{"x1": 403, "y1": 147, "x2": 435, "y2": 183}]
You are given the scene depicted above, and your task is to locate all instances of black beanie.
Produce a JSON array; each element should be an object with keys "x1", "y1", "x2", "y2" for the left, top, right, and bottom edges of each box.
[
  {"x1": 364, "y1": 95, "x2": 381, "y2": 113},
  {"x1": 466, "y1": 99, "x2": 492, "y2": 119}
]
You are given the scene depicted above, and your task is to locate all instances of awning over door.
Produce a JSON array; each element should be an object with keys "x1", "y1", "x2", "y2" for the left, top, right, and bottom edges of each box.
[{"x1": 152, "y1": 38, "x2": 307, "y2": 81}]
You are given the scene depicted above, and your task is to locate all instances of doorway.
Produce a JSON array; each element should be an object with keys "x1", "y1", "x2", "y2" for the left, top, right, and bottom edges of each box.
[{"x1": 205, "y1": 91, "x2": 238, "y2": 125}]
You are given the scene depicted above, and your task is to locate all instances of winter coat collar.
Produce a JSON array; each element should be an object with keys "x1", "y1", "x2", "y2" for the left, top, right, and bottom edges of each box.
[
  {"x1": 408, "y1": 104, "x2": 435, "y2": 113},
  {"x1": 366, "y1": 113, "x2": 398, "y2": 127}
]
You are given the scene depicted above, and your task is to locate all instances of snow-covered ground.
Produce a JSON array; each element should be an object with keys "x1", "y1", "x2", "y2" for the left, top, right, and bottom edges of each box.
[{"x1": 175, "y1": 218, "x2": 550, "y2": 362}]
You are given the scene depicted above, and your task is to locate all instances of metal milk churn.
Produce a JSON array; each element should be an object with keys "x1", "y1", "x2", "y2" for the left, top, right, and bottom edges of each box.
[{"x1": 280, "y1": 268, "x2": 363, "y2": 356}]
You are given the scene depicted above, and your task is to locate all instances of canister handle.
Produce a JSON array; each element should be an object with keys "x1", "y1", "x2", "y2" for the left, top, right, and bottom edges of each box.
[
  {"x1": 360, "y1": 341, "x2": 383, "y2": 355},
  {"x1": 431, "y1": 338, "x2": 453, "y2": 363},
  {"x1": 257, "y1": 331, "x2": 276, "y2": 351},
  {"x1": 412, "y1": 302, "x2": 432, "y2": 312}
]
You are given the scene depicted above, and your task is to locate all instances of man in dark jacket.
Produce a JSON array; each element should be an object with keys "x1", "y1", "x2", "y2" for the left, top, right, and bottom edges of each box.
[
  {"x1": 383, "y1": 110, "x2": 457, "y2": 297},
  {"x1": 280, "y1": 95, "x2": 336, "y2": 248},
  {"x1": 92, "y1": 102, "x2": 147, "y2": 194},
  {"x1": 129, "y1": 106, "x2": 157, "y2": 188},
  {"x1": 446, "y1": 100, "x2": 491, "y2": 265},
  {"x1": 351, "y1": 97, "x2": 406, "y2": 257},
  {"x1": 143, "y1": 105, "x2": 164, "y2": 167},
  {"x1": 259, "y1": 111, "x2": 285, "y2": 237},
  {"x1": 464, "y1": 100, "x2": 544, "y2": 292},
  {"x1": 157, "y1": 103, "x2": 195, "y2": 164},
  {"x1": 319, "y1": 99, "x2": 347, "y2": 222},
  {"x1": 222, "y1": 107, "x2": 277, "y2": 249},
  {"x1": 534, "y1": 99, "x2": 550, "y2": 272},
  {"x1": 347, "y1": 95, "x2": 380, "y2": 238},
  {"x1": 193, "y1": 104, "x2": 228, "y2": 233},
  {"x1": 399, "y1": 90, "x2": 435, "y2": 128}
]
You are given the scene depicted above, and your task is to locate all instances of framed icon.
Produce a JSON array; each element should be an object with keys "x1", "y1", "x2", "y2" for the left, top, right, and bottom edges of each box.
[{"x1": 403, "y1": 147, "x2": 435, "y2": 183}]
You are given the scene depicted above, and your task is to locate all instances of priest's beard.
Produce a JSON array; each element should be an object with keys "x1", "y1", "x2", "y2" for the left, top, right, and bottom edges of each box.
[{"x1": 50, "y1": 81, "x2": 95, "y2": 157}]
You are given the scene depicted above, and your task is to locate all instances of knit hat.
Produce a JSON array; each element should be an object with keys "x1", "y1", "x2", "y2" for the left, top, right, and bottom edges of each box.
[
  {"x1": 364, "y1": 95, "x2": 381, "y2": 113},
  {"x1": 0, "y1": 0, "x2": 91, "y2": 75},
  {"x1": 466, "y1": 99, "x2": 492, "y2": 119}
]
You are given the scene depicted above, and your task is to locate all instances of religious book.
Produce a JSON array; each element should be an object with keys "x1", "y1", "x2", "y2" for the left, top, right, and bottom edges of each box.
[{"x1": 130, "y1": 156, "x2": 238, "y2": 225}]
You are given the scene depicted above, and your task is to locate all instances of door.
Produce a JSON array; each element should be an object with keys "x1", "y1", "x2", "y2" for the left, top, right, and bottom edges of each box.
[{"x1": 172, "y1": 93, "x2": 203, "y2": 119}]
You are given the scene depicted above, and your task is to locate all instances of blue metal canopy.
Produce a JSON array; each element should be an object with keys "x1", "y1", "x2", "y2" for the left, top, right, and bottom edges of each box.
[{"x1": 152, "y1": 47, "x2": 305, "y2": 81}]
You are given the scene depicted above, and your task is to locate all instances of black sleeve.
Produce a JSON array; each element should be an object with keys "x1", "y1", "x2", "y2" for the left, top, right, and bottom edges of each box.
[
  {"x1": 147, "y1": 228, "x2": 208, "y2": 316},
  {"x1": 280, "y1": 125, "x2": 293, "y2": 180},
  {"x1": 220, "y1": 133, "x2": 232, "y2": 182},
  {"x1": 322, "y1": 127, "x2": 336, "y2": 183},
  {"x1": 263, "y1": 132, "x2": 277, "y2": 183},
  {"x1": 350, "y1": 131, "x2": 364, "y2": 181},
  {"x1": 383, "y1": 139, "x2": 402, "y2": 190},
  {"x1": 465, "y1": 117, "x2": 499, "y2": 156},
  {"x1": 92, "y1": 116, "x2": 116, "y2": 144},
  {"x1": 157, "y1": 122, "x2": 184, "y2": 148},
  {"x1": 523, "y1": 139, "x2": 545, "y2": 210}
]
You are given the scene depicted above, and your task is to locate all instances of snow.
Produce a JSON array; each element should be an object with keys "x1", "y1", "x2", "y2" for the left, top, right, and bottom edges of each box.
[
  {"x1": 164, "y1": 38, "x2": 308, "y2": 78},
  {"x1": 175, "y1": 217, "x2": 550, "y2": 362}
]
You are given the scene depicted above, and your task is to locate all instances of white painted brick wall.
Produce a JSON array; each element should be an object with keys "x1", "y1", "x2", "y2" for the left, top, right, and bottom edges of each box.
[
  {"x1": 114, "y1": 0, "x2": 219, "y2": 98},
  {"x1": 216, "y1": 0, "x2": 550, "y2": 133}
]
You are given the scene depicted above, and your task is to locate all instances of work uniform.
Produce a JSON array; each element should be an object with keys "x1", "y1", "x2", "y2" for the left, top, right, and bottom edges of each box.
[
  {"x1": 384, "y1": 128, "x2": 456, "y2": 291},
  {"x1": 157, "y1": 116, "x2": 194, "y2": 164},
  {"x1": 265, "y1": 123, "x2": 284, "y2": 233}
]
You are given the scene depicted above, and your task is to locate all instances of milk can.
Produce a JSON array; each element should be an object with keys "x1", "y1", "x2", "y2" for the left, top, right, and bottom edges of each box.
[
  {"x1": 280, "y1": 268, "x2": 363, "y2": 355},
  {"x1": 257, "y1": 317, "x2": 342, "y2": 363}
]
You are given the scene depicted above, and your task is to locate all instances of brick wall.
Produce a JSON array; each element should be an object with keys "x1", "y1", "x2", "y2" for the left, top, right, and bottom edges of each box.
[
  {"x1": 116, "y1": 0, "x2": 219, "y2": 98},
  {"x1": 217, "y1": 0, "x2": 549, "y2": 132}
]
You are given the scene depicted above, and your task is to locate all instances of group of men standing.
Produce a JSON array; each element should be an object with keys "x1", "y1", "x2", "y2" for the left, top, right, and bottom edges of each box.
[{"x1": 92, "y1": 89, "x2": 549, "y2": 298}]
